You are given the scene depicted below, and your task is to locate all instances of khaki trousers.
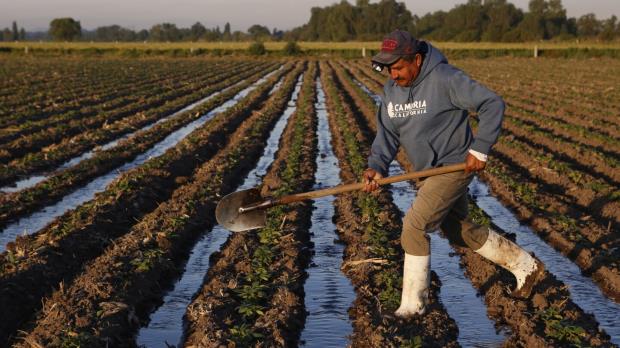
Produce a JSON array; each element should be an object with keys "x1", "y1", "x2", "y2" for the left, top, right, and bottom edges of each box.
[{"x1": 401, "y1": 170, "x2": 489, "y2": 256}]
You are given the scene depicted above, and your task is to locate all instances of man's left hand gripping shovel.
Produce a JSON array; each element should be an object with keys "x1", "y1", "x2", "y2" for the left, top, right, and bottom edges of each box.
[{"x1": 216, "y1": 163, "x2": 466, "y2": 232}]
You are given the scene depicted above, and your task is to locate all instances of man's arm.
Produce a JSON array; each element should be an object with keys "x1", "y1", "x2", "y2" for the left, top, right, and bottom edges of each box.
[
  {"x1": 365, "y1": 100, "x2": 400, "y2": 191},
  {"x1": 448, "y1": 69, "x2": 505, "y2": 172},
  {"x1": 368, "y1": 100, "x2": 400, "y2": 177}
]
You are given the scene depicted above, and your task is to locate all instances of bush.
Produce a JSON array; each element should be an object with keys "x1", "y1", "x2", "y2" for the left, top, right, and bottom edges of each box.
[
  {"x1": 282, "y1": 41, "x2": 301, "y2": 56},
  {"x1": 248, "y1": 41, "x2": 266, "y2": 55}
]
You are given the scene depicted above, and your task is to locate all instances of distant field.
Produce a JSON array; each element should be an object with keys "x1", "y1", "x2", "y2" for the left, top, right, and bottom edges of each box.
[{"x1": 1, "y1": 40, "x2": 620, "y2": 51}]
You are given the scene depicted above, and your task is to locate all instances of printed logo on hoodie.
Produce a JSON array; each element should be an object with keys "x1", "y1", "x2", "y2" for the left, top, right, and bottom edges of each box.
[{"x1": 387, "y1": 100, "x2": 427, "y2": 118}]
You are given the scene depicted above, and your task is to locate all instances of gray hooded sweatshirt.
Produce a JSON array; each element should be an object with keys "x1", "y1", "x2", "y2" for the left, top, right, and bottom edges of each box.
[{"x1": 368, "y1": 43, "x2": 504, "y2": 176}]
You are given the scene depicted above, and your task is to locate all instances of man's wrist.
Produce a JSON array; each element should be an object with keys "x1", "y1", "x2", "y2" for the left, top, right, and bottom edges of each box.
[{"x1": 468, "y1": 149, "x2": 488, "y2": 162}]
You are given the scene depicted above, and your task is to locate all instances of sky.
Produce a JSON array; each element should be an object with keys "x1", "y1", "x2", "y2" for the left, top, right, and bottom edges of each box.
[{"x1": 2, "y1": 0, "x2": 619, "y2": 32}]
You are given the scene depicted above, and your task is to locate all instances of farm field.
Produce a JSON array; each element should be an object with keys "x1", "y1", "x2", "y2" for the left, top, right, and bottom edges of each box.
[{"x1": 0, "y1": 54, "x2": 618, "y2": 347}]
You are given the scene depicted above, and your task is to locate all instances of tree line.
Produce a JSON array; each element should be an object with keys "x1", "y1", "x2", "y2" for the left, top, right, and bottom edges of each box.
[
  {"x1": 1, "y1": 0, "x2": 618, "y2": 43},
  {"x1": 1, "y1": 21, "x2": 26, "y2": 41}
]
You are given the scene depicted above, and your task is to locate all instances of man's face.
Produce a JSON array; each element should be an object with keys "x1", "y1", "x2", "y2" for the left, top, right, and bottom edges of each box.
[{"x1": 388, "y1": 54, "x2": 422, "y2": 87}]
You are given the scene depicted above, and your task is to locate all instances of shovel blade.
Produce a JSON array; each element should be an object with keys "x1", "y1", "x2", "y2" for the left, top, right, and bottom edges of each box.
[{"x1": 215, "y1": 188, "x2": 267, "y2": 232}]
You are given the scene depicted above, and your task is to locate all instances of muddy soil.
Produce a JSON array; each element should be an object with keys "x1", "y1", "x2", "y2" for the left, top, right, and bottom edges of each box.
[
  {"x1": 0, "y1": 65, "x2": 277, "y2": 228},
  {"x1": 0, "y1": 70, "x2": 227, "y2": 164},
  {"x1": 13, "y1": 63, "x2": 307, "y2": 348},
  {"x1": 184, "y1": 63, "x2": 318, "y2": 347},
  {"x1": 450, "y1": 211, "x2": 614, "y2": 347},
  {"x1": 0, "y1": 61, "x2": 249, "y2": 146},
  {"x1": 480, "y1": 163, "x2": 620, "y2": 302},
  {"x1": 0, "y1": 64, "x2": 293, "y2": 345},
  {"x1": 0, "y1": 62, "x2": 271, "y2": 187}
]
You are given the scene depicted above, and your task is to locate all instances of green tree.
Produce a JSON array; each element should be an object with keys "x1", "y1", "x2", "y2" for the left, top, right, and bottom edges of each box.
[
  {"x1": 247, "y1": 24, "x2": 271, "y2": 40},
  {"x1": 577, "y1": 13, "x2": 601, "y2": 37},
  {"x1": 49, "y1": 17, "x2": 81, "y2": 41},
  {"x1": 190, "y1": 22, "x2": 207, "y2": 41},
  {"x1": 19, "y1": 28, "x2": 26, "y2": 40},
  {"x1": 95, "y1": 25, "x2": 137, "y2": 41},
  {"x1": 599, "y1": 15, "x2": 618, "y2": 41},
  {"x1": 11, "y1": 21, "x2": 18, "y2": 41},
  {"x1": 482, "y1": 0, "x2": 523, "y2": 42},
  {"x1": 1, "y1": 28, "x2": 12, "y2": 41},
  {"x1": 149, "y1": 23, "x2": 181, "y2": 41},
  {"x1": 223, "y1": 22, "x2": 232, "y2": 40},
  {"x1": 299, "y1": 0, "x2": 414, "y2": 41}
]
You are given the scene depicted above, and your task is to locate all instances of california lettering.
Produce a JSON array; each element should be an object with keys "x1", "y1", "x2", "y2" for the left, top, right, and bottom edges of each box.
[{"x1": 387, "y1": 100, "x2": 427, "y2": 118}]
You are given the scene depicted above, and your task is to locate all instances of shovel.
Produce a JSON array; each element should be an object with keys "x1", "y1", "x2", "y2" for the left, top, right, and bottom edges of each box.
[{"x1": 216, "y1": 163, "x2": 466, "y2": 232}]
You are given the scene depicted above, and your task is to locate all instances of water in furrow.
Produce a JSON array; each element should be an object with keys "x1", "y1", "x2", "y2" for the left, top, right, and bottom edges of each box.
[
  {"x1": 135, "y1": 74, "x2": 304, "y2": 348},
  {"x1": 299, "y1": 79, "x2": 355, "y2": 347},
  {"x1": 1, "y1": 67, "x2": 283, "y2": 193},
  {"x1": 470, "y1": 177, "x2": 620, "y2": 344},
  {"x1": 0, "y1": 71, "x2": 281, "y2": 252},
  {"x1": 388, "y1": 164, "x2": 506, "y2": 347}
]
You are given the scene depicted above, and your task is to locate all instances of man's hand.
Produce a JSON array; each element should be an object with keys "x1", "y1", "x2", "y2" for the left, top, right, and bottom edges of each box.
[
  {"x1": 465, "y1": 152, "x2": 486, "y2": 173},
  {"x1": 363, "y1": 168, "x2": 383, "y2": 192}
]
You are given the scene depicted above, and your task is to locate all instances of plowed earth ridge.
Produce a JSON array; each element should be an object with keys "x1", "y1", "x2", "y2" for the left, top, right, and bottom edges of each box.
[
  {"x1": 0, "y1": 62, "x2": 293, "y2": 345},
  {"x1": 14, "y1": 62, "x2": 307, "y2": 348}
]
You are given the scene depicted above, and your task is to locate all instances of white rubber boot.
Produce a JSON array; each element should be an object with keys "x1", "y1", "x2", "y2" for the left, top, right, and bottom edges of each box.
[
  {"x1": 474, "y1": 228, "x2": 545, "y2": 298},
  {"x1": 395, "y1": 253, "x2": 430, "y2": 317}
]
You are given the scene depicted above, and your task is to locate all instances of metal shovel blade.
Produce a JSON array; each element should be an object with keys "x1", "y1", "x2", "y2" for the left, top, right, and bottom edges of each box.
[{"x1": 215, "y1": 188, "x2": 267, "y2": 232}]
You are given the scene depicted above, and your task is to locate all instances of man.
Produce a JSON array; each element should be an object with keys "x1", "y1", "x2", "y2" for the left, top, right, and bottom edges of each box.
[{"x1": 363, "y1": 30, "x2": 545, "y2": 317}]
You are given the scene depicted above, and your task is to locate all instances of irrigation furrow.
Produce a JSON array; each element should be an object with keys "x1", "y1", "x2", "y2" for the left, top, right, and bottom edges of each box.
[
  {"x1": 0, "y1": 62, "x2": 265, "y2": 164},
  {"x1": 504, "y1": 108, "x2": 620, "y2": 153},
  {"x1": 470, "y1": 177, "x2": 620, "y2": 344},
  {"x1": 0, "y1": 63, "x2": 294, "y2": 344},
  {"x1": 0, "y1": 60, "x2": 248, "y2": 144},
  {"x1": 184, "y1": 62, "x2": 317, "y2": 347},
  {"x1": 0, "y1": 61, "x2": 272, "y2": 187},
  {"x1": 0, "y1": 58, "x2": 232, "y2": 124},
  {"x1": 480, "y1": 159, "x2": 620, "y2": 301},
  {"x1": 491, "y1": 138, "x2": 619, "y2": 225},
  {"x1": 0, "y1": 65, "x2": 280, "y2": 227},
  {"x1": 338, "y1": 61, "x2": 617, "y2": 345},
  {"x1": 500, "y1": 94, "x2": 620, "y2": 140},
  {"x1": 320, "y1": 61, "x2": 459, "y2": 347},
  {"x1": 444, "y1": 197, "x2": 615, "y2": 347},
  {"x1": 0, "y1": 61, "x2": 264, "y2": 165},
  {"x1": 499, "y1": 117, "x2": 620, "y2": 185},
  {"x1": 0, "y1": 64, "x2": 289, "y2": 251},
  {"x1": 298, "y1": 78, "x2": 356, "y2": 347},
  {"x1": 137, "y1": 66, "x2": 306, "y2": 348},
  {"x1": 14, "y1": 63, "x2": 306, "y2": 348},
  {"x1": 387, "y1": 163, "x2": 507, "y2": 347},
  {"x1": 451, "y1": 58, "x2": 620, "y2": 126}
]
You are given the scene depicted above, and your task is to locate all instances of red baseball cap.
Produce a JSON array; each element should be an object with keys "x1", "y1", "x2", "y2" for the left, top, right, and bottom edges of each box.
[{"x1": 372, "y1": 29, "x2": 419, "y2": 66}]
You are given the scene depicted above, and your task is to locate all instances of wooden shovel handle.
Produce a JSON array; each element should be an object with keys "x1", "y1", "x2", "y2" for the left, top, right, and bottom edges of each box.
[{"x1": 277, "y1": 163, "x2": 466, "y2": 205}]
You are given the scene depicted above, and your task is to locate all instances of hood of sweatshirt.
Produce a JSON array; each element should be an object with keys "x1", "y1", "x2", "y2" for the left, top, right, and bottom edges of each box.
[{"x1": 409, "y1": 42, "x2": 447, "y2": 89}]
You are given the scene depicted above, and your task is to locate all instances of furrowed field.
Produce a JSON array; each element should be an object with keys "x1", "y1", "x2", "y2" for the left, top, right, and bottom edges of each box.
[{"x1": 0, "y1": 52, "x2": 618, "y2": 347}]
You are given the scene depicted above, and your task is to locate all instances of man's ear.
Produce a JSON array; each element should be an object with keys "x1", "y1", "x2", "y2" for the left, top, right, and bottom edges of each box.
[{"x1": 416, "y1": 53, "x2": 422, "y2": 68}]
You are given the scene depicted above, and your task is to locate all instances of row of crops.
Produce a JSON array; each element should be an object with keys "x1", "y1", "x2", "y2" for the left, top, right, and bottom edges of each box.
[{"x1": 0, "y1": 54, "x2": 618, "y2": 347}]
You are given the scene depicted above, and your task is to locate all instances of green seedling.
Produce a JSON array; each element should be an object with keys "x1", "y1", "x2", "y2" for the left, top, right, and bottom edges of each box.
[
  {"x1": 131, "y1": 249, "x2": 165, "y2": 272},
  {"x1": 401, "y1": 336, "x2": 423, "y2": 348},
  {"x1": 539, "y1": 307, "x2": 586, "y2": 346},
  {"x1": 229, "y1": 323, "x2": 263, "y2": 346}
]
